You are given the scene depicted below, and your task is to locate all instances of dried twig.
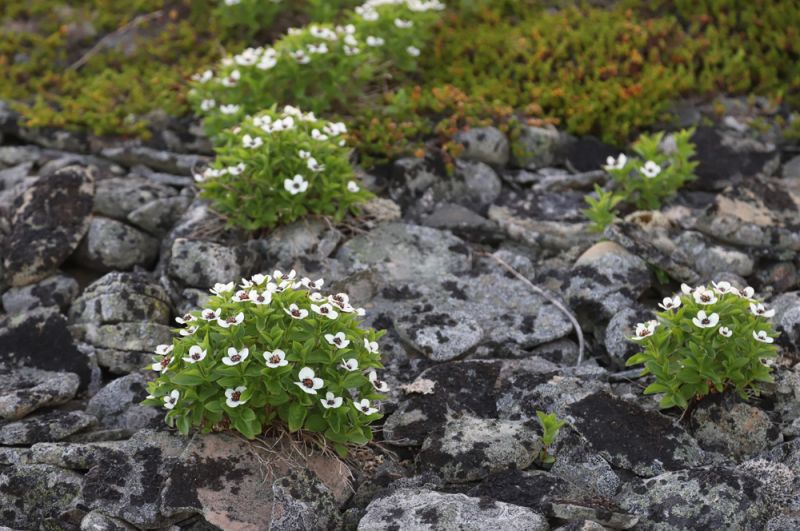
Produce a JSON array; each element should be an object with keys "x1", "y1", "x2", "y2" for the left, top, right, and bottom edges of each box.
[
  {"x1": 69, "y1": 10, "x2": 164, "y2": 71},
  {"x1": 479, "y1": 251, "x2": 585, "y2": 366}
]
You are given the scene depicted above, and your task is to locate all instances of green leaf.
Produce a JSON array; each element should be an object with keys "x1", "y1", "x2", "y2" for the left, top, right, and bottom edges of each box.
[
  {"x1": 287, "y1": 402, "x2": 307, "y2": 432},
  {"x1": 204, "y1": 400, "x2": 223, "y2": 413},
  {"x1": 305, "y1": 412, "x2": 327, "y2": 432},
  {"x1": 643, "y1": 382, "x2": 669, "y2": 395},
  {"x1": 170, "y1": 373, "x2": 205, "y2": 386}
]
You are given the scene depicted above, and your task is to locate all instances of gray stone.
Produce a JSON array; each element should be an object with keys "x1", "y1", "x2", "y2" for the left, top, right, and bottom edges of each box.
[
  {"x1": 81, "y1": 510, "x2": 138, "y2": 531},
  {"x1": 74, "y1": 216, "x2": 160, "y2": 271},
  {"x1": 0, "y1": 464, "x2": 83, "y2": 530},
  {"x1": 358, "y1": 488, "x2": 548, "y2": 531},
  {"x1": 604, "y1": 307, "x2": 646, "y2": 369},
  {"x1": 496, "y1": 372, "x2": 608, "y2": 422},
  {"x1": 86, "y1": 373, "x2": 161, "y2": 431},
  {"x1": 259, "y1": 217, "x2": 342, "y2": 266},
  {"x1": 455, "y1": 126, "x2": 510, "y2": 167},
  {"x1": 0, "y1": 409, "x2": 96, "y2": 444},
  {"x1": 448, "y1": 160, "x2": 502, "y2": 213},
  {"x1": 765, "y1": 515, "x2": 800, "y2": 531},
  {"x1": 1, "y1": 272, "x2": 79, "y2": 314},
  {"x1": 567, "y1": 392, "x2": 705, "y2": 477},
  {"x1": 422, "y1": 202, "x2": 502, "y2": 242},
  {"x1": 675, "y1": 230, "x2": 754, "y2": 277},
  {"x1": 167, "y1": 237, "x2": 254, "y2": 288},
  {"x1": 94, "y1": 348, "x2": 153, "y2": 375},
  {"x1": 388, "y1": 158, "x2": 439, "y2": 211},
  {"x1": 547, "y1": 499, "x2": 639, "y2": 530},
  {"x1": 94, "y1": 175, "x2": 176, "y2": 220},
  {"x1": 770, "y1": 291, "x2": 800, "y2": 352},
  {"x1": 69, "y1": 271, "x2": 170, "y2": 325},
  {"x1": 0, "y1": 368, "x2": 80, "y2": 420},
  {"x1": 3, "y1": 165, "x2": 94, "y2": 286},
  {"x1": 100, "y1": 145, "x2": 209, "y2": 175},
  {"x1": 0, "y1": 145, "x2": 40, "y2": 167},
  {"x1": 71, "y1": 321, "x2": 172, "y2": 352},
  {"x1": 510, "y1": 124, "x2": 565, "y2": 170},
  {"x1": 336, "y1": 223, "x2": 472, "y2": 282},
  {"x1": 127, "y1": 195, "x2": 191, "y2": 236},
  {"x1": 783, "y1": 154, "x2": 800, "y2": 180},
  {"x1": 417, "y1": 415, "x2": 540, "y2": 483},
  {"x1": 468, "y1": 468, "x2": 581, "y2": 515},
  {"x1": 269, "y1": 469, "x2": 343, "y2": 530},
  {"x1": 690, "y1": 396, "x2": 780, "y2": 460},
  {"x1": 28, "y1": 441, "x2": 124, "y2": 470},
  {"x1": 129, "y1": 164, "x2": 194, "y2": 187},
  {"x1": 489, "y1": 204, "x2": 594, "y2": 252},
  {"x1": 395, "y1": 307, "x2": 483, "y2": 361},
  {"x1": 549, "y1": 428, "x2": 621, "y2": 498},
  {"x1": 0, "y1": 161, "x2": 33, "y2": 190}
]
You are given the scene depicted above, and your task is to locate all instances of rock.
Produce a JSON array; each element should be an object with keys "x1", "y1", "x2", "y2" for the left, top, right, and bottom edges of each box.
[
  {"x1": 0, "y1": 409, "x2": 96, "y2": 444},
  {"x1": 127, "y1": 195, "x2": 192, "y2": 236},
  {"x1": 455, "y1": 126, "x2": 510, "y2": 167},
  {"x1": 563, "y1": 136, "x2": 618, "y2": 173},
  {"x1": 3, "y1": 165, "x2": 94, "y2": 286},
  {"x1": 18, "y1": 125, "x2": 89, "y2": 152},
  {"x1": 0, "y1": 368, "x2": 80, "y2": 420},
  {"x1": 549, "y1": 428, "x2": 621, "y2": 498},
  {"x1": 160, "y1": 433, "x2": 350, "y2": 530},
  {"x1": 395, "y1": 306, "x2": 483, "y2": 361},
  {"x1": 258, "y1": 217, "x2": 342, "y2": 267},
  {"x1": 753, "y1": 261, "x2": 797, "y2": 294},
  {"x1": 359, "y1": 196, "x2": 402, "y2": 225},
  {"x1": 690, "y1": 395, "x2": 780, "y2": 460},
  {"x1": 604, "y1": 307, "x2": 646, "y2": 369},
  {"x1": 100, "y1": 145, "x2": 209, "y2": 175},
  {"x1": 510, "y1": 124, "x2": 565, "y2": 170},
  {"x1": 0, "y1": 161, "x2": 33, "y2": 191},
  {"x1": 417, "y1": 415, "x2": 541, "y2": 483},
  {"x1": 765, "y1": 515, "x2": 800, "y2": 531},
  {"x1": 28, "y1": 441, "x2": 124, "y2": 470},
  {"x1": 86, "y1": 373, "x2": 161, "y2": 431},
  {"x1": 497, "y1": 187, "x2": 588, "y2": 222},
  {"x1": 359, "y1": 488, "x2": 548, "y2": 531},
  {"x1": 129, "y1": 163, "x2": 195, "y2": 188},
  {"x1": 567, "y1": 392, "x2": 705, "y2": 477},
  {"x1": 72, "y1": 321, "x2": 172, "y2": 352},
  {"x1": 167, "y1": 237, "x2": 256, "y2": 288},
  {"x1": 618, "y1": 465, "x2": 769, "y2": 530},
  {"x1": 447, "y1": 160, "x2": 503, "y2": 213},
  {"x1": 488, "y1": 204, "x2": 594, "y2": 252},
  {"x1": 783, "y1": 154, "x2": 800, "y2": 180},
  {"x1": 0, "y1": 307, "x2": 95, "y2": 389},
  {"x1": 81, "y1": 510, "x2": 138, "y2": 531},
  {"x1": 0, "y1": 145, "x2": 40, "y2": 167},
  {"x1": 691, "y1": 126, "x2": 776, "y2": 191},
  {"x1": 496, "y1": 372, "x2": 608, "y2": 422},
  {"x1": 73, "y1": 216, "x2": 160, "y2": 271},
  {"x1": 1, "y1": 272, "x2": 79, "y2": 314},
  {"x1": 674, "y1": 230, "x2": 754, "y2": 277},
  {"x1": 69, "y1": 271, "x2": 171, "y2": 325},
  {"x1": 0, "y1": 464, "x2": 83, "y2": 530},
  {"x1": 566, "y1": 241, "x2": 651, "y2": 324},
  {"x1": 769, "y1": 291, "x2": 800, "y2": 352},
  {"x1": 94, "y1": 348, "x2": 154, "y2": 375},
  {"x1": 547, "y1": 498, "x2": 639, "y2": 530},
  {"x1": 94, "y1": 175, "x2": 176, "y2": 220},
  {"x1": 336, "y1": 223, "x2": 472, "y2": 282},
  {"x1": 468, "y1": 468, "x2": 580, "y2": 514},
  {"x1": 421, "y1": 203, "x2": 503, "y2": 243}
]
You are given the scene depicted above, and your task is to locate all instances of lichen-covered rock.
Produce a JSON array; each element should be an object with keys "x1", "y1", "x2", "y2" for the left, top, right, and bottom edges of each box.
[
  {"x1": 468, "y1": 468, "x2": 581, "y2": 514},
  {"x1": 549, "y1": 428, "x2": 621, "y2": 498},
  {"x1": 496, "y1": 372, "x2": 608, "y2": 422},
  {"x1": 604, "y1": 307, "x2": 646, "y2": 369},
  {"x1": 394, "y1": 305, "x2": 484, "y2": 361},
  {"x1": 258, "y1": 217, "x2": 343, "y2": 267},
  {"x1": 455, "y1": 126, "x2": 510, "y2": 167},
  {"x1": 446, "y1": 160, "x2": 503, "y2": 213},
  {"x1": 359, "y1": 488, "x2": 549, "y2": 531},
  {"x1": 28, "y1": 441, "x2": 125, "y2": 471},
  {"x1": 127, "y1": 195, "x2": 192, "y2": 237},
  {"x1": 510, "y1": 124, "x2": 566, "y2": 170},
  {"x1": 769, "y1": 291, "x2": 800, "y2": 352},
  {"x1": 0, "y1": 463, "x2": 84, "y2": 530},
  {"x1": 617, "y1": 466, "x2": 769, "y2": 530},
  {"x1": 691, "y1": 395, "x2": 780, "y2": 460},
  {"x1": 94, "y1": 175, "x2": 177, "y2": 220},
  {"x1": 674, "y1": 230, "x2": 754, "y2": 277},
  {"x1": 566, "y1": 392, "x2": 705, "y2": 477},
  {"x1": 269, "y1": 469, "x2": 343, "y2": 531},
  {"x1": 74, "y1": 216, "x2": 160, "y2": 271},
  {"x1": 0, "y1": 368, "x2": 80, "y2": 420},
  {"x1": 546, "y1": 498, "x2": 639, "y2": 530},
  {"x1": 0, "y1": 409, "x2": 96, "y2": 444},
  {"x1": 86, "y1": 373, "x2": 161, "y2": 432},
  {"x1": 69, "y1": 271, "x2": 171, "y2": 325},
  {"x1": 93, "y1": 348, "x2": 153, "y2": 375},
  {"x1": 3, "y1": 165, "x2": 94, "y2": 286},
  {"x1": 100, "y1": 145, "x2": 208, "y2": 175},
  {"x1": 488, "y1": 204, "x2": 594, "y2": 252},
  {"x1": 80, "y1": 510, "x2": 138, "y2": 531},
  {"x1": 416, "y1": 415, "x2": 541, "y2": 483},
  {"x1": 71, "y1": 321, "x2": 172, "y2": 352},
  {"x1": 167, "y1": 237, "x2": 256, "y2": 288},
  {"x1": 1, "y1": 272, "x2": 79, "y2": 314}
]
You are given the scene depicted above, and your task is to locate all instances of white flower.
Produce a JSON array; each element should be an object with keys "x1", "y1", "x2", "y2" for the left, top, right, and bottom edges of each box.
[
  {"x1": 193, "y1": 70, "x2": 213, "y2": 83},
  {"x1": 220, "y1": 104, "x2": 240, "y2": 115},
  {"x1": 307, "y1": 157, "x2": 325, "y2": 172},
  {"x1": 175, "y1": 313, "x2": 196, "y2": 325},
  {"x1": 641, "y1": 160, "x2": 662, "y2": 178},
  {"x1": 366, "y1": 36, "x2": 385, "y2": 47},
  {"x1": 321, "y1": 392, "x2": 343, "y2": 409},
  {"x1": 692, "y1": 310, "x2": 719, "y2": 328},
  {"x1": 299, "y1": 277, "x2": 324, "y2": 290},
  {"x1": 264, "y1": 349, "x2": 289, "y2": 368},
  {"x1": 658, "y1": 296, "x2": 681, "y2": 311},
  {"x1": 217, "y1": 312, "x2": 245, "y2": 328},
  {"x1": 340, "y1": 358, "x2": 359, "y2": 372},
  {"x1": 394, "y1": 18, "x2": 413, "y2": 28},
  {"x1": 309, "y1": 292, "x2": 326, "y2": 302},
  {"x1": 328, "y1": 293, "x2": 349, "y2": 309},
  {"x1": 307, "y1": 43, "x2": 329, "y2": 54},
  {"x1": 211, "y1": 282, "x2": 235, "y2": 296},
  {"x1": 249, "y1": 290, "x2": 272, "y2": 305},
  {"x1": 712, "y1": 280, "x2": 736, "y2": 294},
  {"x1": 344, "y1": 45, "x2": 360, "y2": 56},
  {"x1": 298, "y1": 149, "x2": 311, "y2": 159},
  {"x1": 224, "y1": 0, "x2": 240, "y2": 5},
  {"x1": 182, "y1": 345, "x2": 207, "y2": 364},
  {"x1": 257, "y1": 55, "x2": 277, "y2": 70},
  {"x1": 155, "y1": 344, "x2": 174, "y2": 356},
  {"x1": 273, "y1": 269, "x2": 296, "y2": 282},
  {"x1": 324, "y1": 332, "x2": 350, "y2": 349},
  {"x1": 251, "y1": 273, "x2": 269, "y2": 286},
  {"x1": 179, "y1": 325, "x2": 198, "y2": 337},
  {"x1": 311, "y1": 303, "x2": 338, "y2": 320},
  {"x1": 295, "y1": 367, "x2": 324, "y2": 394},
  {"x1": 680, "y1": 283, "x2": 694, "y2": 295},
  {"x1": 407, "y1": 45, "x2": 421, "y2": 57},
  {"x1": 284, "y1": 174, "x2": 309, "y2": 195},
  {"x1": 347, "y1": 180, "x2": 360, "y2": 192},
  {"x1": 750, "y1": 303, "x2": 775, "y2": 318},
  {"x1": 152, "y1": 354, "x2": 173, "y2": 373},
  {"x1": 719, "y1": 326, "x2": 733, "y2": 338},
  {"x1": 164, "y1": 390, "x2": 180, "y2": 410},
  {"x1": 200, "y1": 308, "x2": 222, "y2": 321},
  {"x1": 324, "y1": 121, "x2": 347, "y2": 135},
  {"x1": 233, "y1": 290, "x2": 251, "y2": 302},
  {"x1": 200, "y1": 99, "x2": 215, "y2": 111},
  {"x1": 364, "y1": 338, "x2": 379, "y2": 353},
  {"x1": 604, "y1": 153, "x2": 627, "y2": 171},
  {"x1": 631, "y1": 320, "x2": 658, "y2": 340},
  {"x1": 225, "y1": 386, "x2": 247, "y2": 408},
  {"x1": 355, "y1": 398, "x2": 378, "y2": 415},
  {"x1": 222, "y1": 347, "x2": 249, "y2": 366},
  {"x1": 753, "y1": 330, "x2": 774, "y2": 343},
  {"x1": 284, "y1": 303, "x2": 309, "y2": 320},
  {"x1": 227, "y1": 162, "x2": 247, "y2": 176},
  {"x1": 291, "y1": 50, "x2": 311, "y2": 64},
  {"x1": 368, "y1": 371, "x2": 390, "y2": 393},
  {"x1": 693, "y1": 286, "x2": 718, "y2": 305},
  {"x1": 311, "y1": 128, "x2": 329, "y2": 141},
  {"x1": 242, "y1": 134, "x2": 263, "y2": 149},
  {"x1": 356, "y1": 307, "x2": 366, "y2": 316},
  {"x1": 739, "y1": 287, "x2": 756, "y2": 300}
]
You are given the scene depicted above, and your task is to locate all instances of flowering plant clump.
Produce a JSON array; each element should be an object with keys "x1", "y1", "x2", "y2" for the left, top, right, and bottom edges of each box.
[
  {"x1": 214, "y1": 0, "x2": 288, "y2": 39},
  {"x1": 583, "y1": 128, "x2": 697, "y2": 232},
  {"x1": 189, "y1": 0, "x2": 445, "y2": 138},
  {"x1": 143, "y1": 271, "x2": 388, "y2": 456},
  {"x1": 194, "y1": 105, "x2": 372, "y2": 230},
  {"x1": 626, "y1": 281, "x2": 779, "y2": 410}
]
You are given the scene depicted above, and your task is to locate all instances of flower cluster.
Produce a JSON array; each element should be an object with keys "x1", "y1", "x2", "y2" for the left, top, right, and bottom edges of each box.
[
  {"x1": 583, "y1": 128, "x2": 697, "y2": 232},
  {"x1": 143, "y1": 271, "x2": 387, "y2": 455},
  {"x1": 189, "y1": 0, "x2": 445, "y2": 138},
  {"x1": 626, "y1": 281, "x2": 779, "y2": 410},
  {"x1": 195, "y1": 106, "x2": 371, "y2": 230}
]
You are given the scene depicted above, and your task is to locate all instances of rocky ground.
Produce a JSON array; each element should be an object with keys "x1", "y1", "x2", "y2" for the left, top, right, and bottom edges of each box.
[{"x1": 0, "y1": 97, "x2": 799, "y2": 531}]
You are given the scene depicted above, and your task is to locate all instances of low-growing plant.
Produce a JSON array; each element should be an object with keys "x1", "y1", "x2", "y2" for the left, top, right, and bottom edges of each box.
[
  {"x1": 626, "y1": 282, "x2": 778, "y2": 411},
  {"x1": 535, "y1": 410, "x2": 566, "y2": 465},
  {"x1": 195, "y1": 105, "x2": 372, "y2": 231},
  {"x1": 213, "y1": 0, "x2": 288, "y2": 40},
  {"x1": 143, "y1": 270, "x2": 388, "y2": 457},
  {"x1": 583, "y1": 128, "x2": 697, "y2": 232}
]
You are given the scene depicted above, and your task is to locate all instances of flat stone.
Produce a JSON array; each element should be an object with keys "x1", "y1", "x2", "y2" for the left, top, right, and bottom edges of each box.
[
  {"x1": 394, "y1": 306, "x2": 483, "y2": 361},
  {"x1": 546, "y1": 498, "x2": 639, "y2": 530},
  {"x1": 510, "y1": 124, "x2": 566, "y2": 170},
  {"x1": 28, "y1": 441, "x2": 124, "y2": 470},
  {"x1": 3, "y1": 165, "x2": 94, "y2": 286},
  {"x1": 488, "y1": 204, "x2": 594, "y2": 252},
  {"x1": 69, "y1": 272, "x2": 170, "y2": 325},
  {"x1": 94, "y1": 175, "x2": 176, "y2": 220},
  {"x1": 604, "y1": 307, "x2": 647, "y2": 370},
  {"x1": 549, "y1": 427, "x2": 621, "y2": 498},
  {"x1": 358, "y1": 488, "x2": 548, "y2": 531},
  {"x1": 167, "y1": 237, "x2": 254, "y2": 288},
  {"x1": 455, "y1": 126, "x2": 510, "y2": 167},
  {"x1": 0, "y1": 464, "x2": 83, "y2": 530},
  {"x1": 127, "y1": 195, "x2": 191, "y2": 236},
  {"x1": 73, "y1": 216, "x2": 160, "y2": 272},
  {"x1": 675, "y1": 230, "x2": 754, "y2": 277},
  {"x1": 258, "y1": 217, "x2": 343, "y2": 266},
  {"x1": 80, "y1": 510, "x2": 138, "y2": 531},
  {"x1": 0, "y1": 145, "x2": 40, "y2": 167},
  {"x1": 71, "y1": 321, "x2": 172, "y2": 352},
  {"x1": 86, "y1": 373, "x2": 161, "y2": 432},
  {"x1": 100, "y1": 145, "x2": 209, "y2": 175},
  {"x1": 468, "y1": 469, "x2": 581, "y2": 514},
  {"x1": 94, "y1": 348, "x2": 153, "y2": 375},
  {"x1": 1, "y1": 272, "x2": 79, "y2": 314},
  {"x1": 690, "y1": 395, "x2": 780, "y2": 460},
  {"x1": 0, "y1": 368, "x2": 80, "y2": 420},
  {"x1": 0, "y1": 409, "x2": 96, "y2": 444},
  {"x1": 769, "y1": 291, "x2": 800, "y2": 352}
]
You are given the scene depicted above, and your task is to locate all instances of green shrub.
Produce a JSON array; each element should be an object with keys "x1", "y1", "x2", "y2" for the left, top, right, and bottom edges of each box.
[
  {"x1": 583, "y1": 128, "x2": 697, "y2": 232},
  {"x1": 535, "y1": 410, "x2": 566, "y2": 465},
  {"x1": 195, "y1": 105, "x2": 371, "y2": 231},
  {"x1": 143, "y1": 271, "x2": 387, "y2": 456},
  {"x1": 626, "y1": 282, "x2": 778, "y2": 410},
  {"x1": 213, "y1": 0, "x2": 289, "y2": 40}
]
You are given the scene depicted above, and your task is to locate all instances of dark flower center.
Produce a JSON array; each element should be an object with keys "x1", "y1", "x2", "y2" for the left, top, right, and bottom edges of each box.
[
  {"x1": 238, "y1": 292, "x2": 249, "y2": 300},
  {"x1": 270, "y1": 355, "x2": 281, "y2": 364},
  {"x1": 638, "y1": 330, "x2": 649, "y2": 337},
  {"x1": 256, "y1": 295, "x2": 265, "y2": 302},
  {"x1": 291, "y1": 309, "x2": 301, "y2": 317},
  {"x1": 183, "y1": 314, "x2": 193, "y2": 321},
  {"x1": 303, "y1": 378, "x2": 314, "y2": 388},
  {"x1": 192, "y1": 353, "x2": 201, "y2": 360},
  {"x1": 231, "y1": 354, "x2": 241, "y2": 362},
  {"x1": 160, "y1": 357, "x2": 171, "y2": 368},
  {"x1": 227, "y1": 316, "x2": 237, "y2": 324},
  {"x1": 333, "y1": 337, "x2": 341, "y2": 344},
  {"x1": 204, "y1": 311, "x2": 214, "y2": 319},
  {"x1": 326, "y1": 399, "x2": 335, "y2": 406},
  {"x1": 232, "y1": 391, "x2": 241, "y2": 401},
  {"x1": 320, "y1": 307, "x2": 329, "y2": 314},
  {"x1": 701, "y1": 294, "x2": 711, "y2": 302},
  {"x1": 702, "y1": 318, "x2": 710, "y2": 325}
]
